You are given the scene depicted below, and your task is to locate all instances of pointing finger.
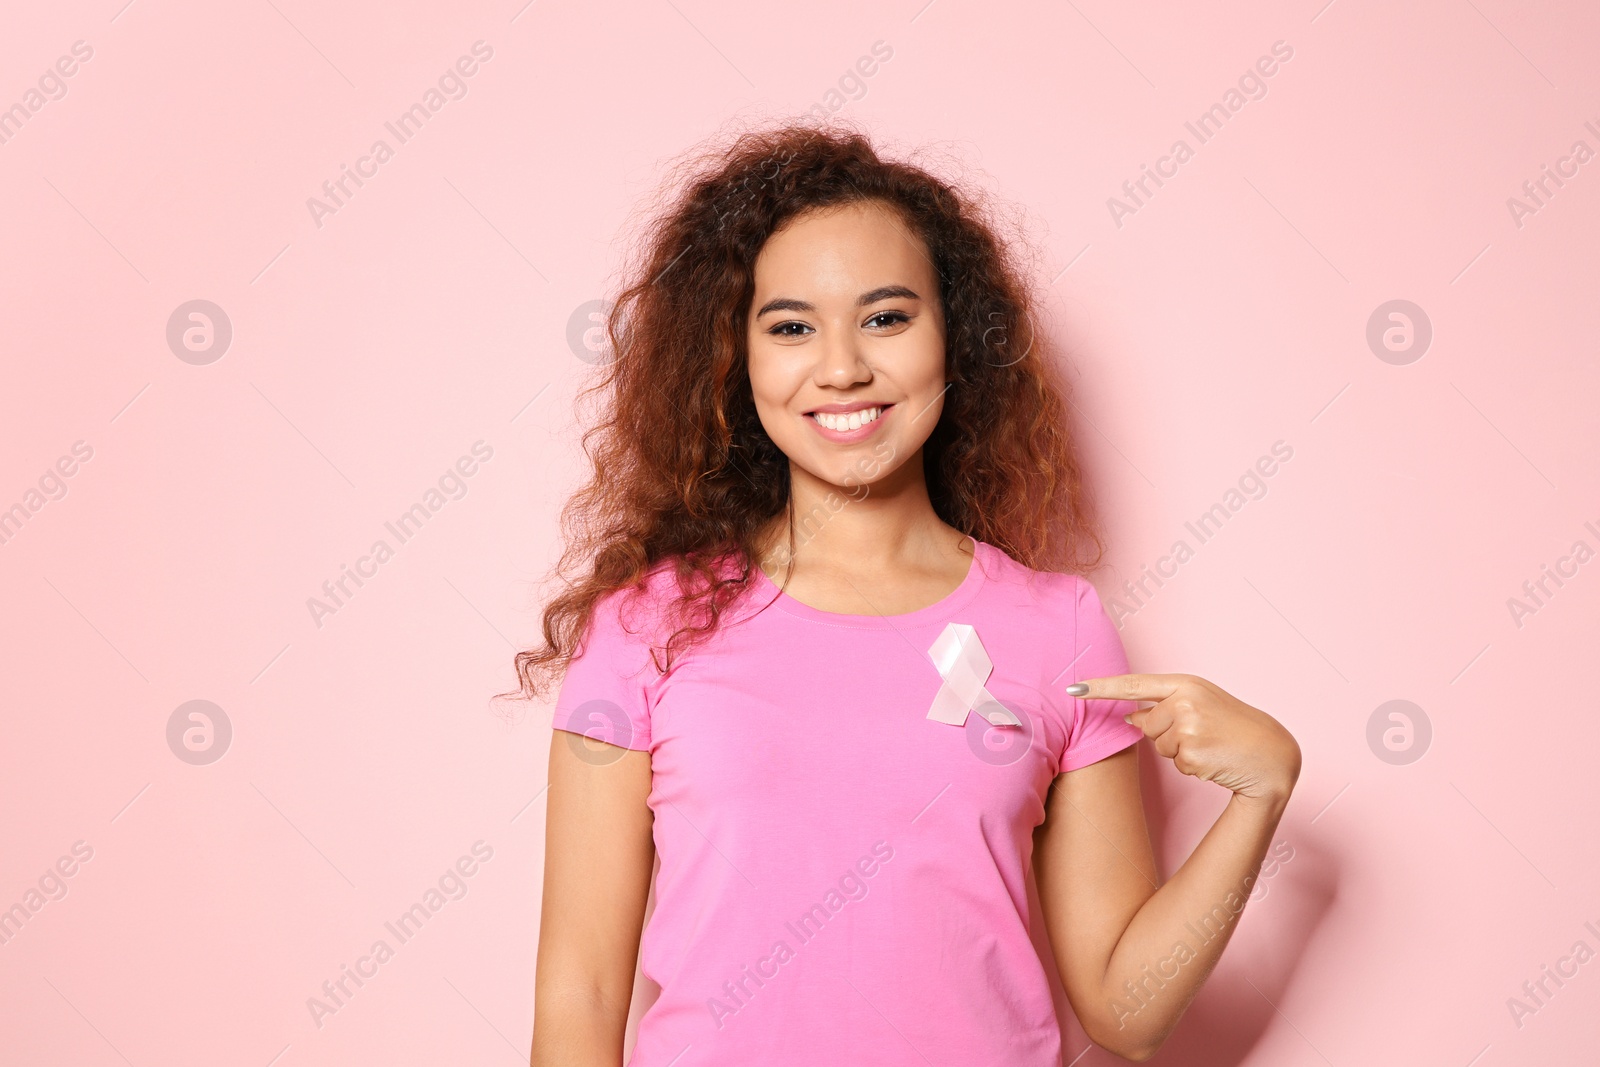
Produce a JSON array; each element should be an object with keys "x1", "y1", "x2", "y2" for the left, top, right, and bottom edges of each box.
[{"x1": 1065, "y1": 673, "x2": 1187, "y2": 703}]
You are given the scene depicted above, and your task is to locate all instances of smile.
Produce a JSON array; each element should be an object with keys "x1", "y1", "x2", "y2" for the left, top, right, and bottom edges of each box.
[
  {"x1": 811, "y1": 406, "x2": 885, "y2": 431},
  {"x1": 805, "y1": 404, "x2": 892, "y2": 442}
]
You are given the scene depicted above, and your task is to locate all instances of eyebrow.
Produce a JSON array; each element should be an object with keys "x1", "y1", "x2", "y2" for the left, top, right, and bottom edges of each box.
[{"x1": 755, "y1": 285, "x2": 922, "y2": 318}]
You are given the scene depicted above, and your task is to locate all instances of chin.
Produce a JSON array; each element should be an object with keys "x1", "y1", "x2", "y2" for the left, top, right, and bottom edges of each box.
[{"x1": 809, "y1": 451, "x2": 900, "y2": 494}]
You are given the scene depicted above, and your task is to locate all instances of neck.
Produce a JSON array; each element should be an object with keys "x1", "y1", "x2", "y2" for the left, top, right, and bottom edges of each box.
[{"x1": 756, "y1": 448, "x2": 967, "y2": 578}]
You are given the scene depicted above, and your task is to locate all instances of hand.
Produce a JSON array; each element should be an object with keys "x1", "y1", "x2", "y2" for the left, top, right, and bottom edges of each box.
[{"x1": 1066, "y1": 674, "x2": 1301, "y2": 803}]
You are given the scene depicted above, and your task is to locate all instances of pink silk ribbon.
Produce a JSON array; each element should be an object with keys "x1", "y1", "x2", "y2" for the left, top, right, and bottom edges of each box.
[{"x1": 925, "y1": 623, "x2": 1021, "y2": 727}]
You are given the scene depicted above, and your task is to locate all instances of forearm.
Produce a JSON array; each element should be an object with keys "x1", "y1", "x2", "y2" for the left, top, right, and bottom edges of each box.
[{"x1": 1090, "y1": 790, "x2": 1289, "y2": 1058}]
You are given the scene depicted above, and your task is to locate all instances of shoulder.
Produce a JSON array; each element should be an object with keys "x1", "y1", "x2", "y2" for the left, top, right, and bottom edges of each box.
[
  {"x1": 581, "y1": 547, "x2": 752, "y2": 653},
  {"x1": 977, "y1": 541, "x2": 1090, "y2": 612},
  {"x1": 583, "y1": 562, "x2": 677, "y2": 646},
  {"x1": 977, "y1": 542, "x2": 1122, "y2": 650}
]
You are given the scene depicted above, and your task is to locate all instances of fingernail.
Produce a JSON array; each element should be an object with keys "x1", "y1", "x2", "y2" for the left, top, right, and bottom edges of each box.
[
  {"x1": 1065, "y1": 683, "x2": 1088, "y2": 696},
  {"x1": 1123, "y1": 715, "x2": 1133, "y2": 724}
]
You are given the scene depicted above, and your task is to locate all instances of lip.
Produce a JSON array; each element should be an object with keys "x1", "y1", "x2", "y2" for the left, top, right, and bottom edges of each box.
[
  {"x1": 806, "y1": 402, "x2": 892, "y2": 443},
  {"x1": 806, "y1": 400, "x2": 891, "y2": 414}
]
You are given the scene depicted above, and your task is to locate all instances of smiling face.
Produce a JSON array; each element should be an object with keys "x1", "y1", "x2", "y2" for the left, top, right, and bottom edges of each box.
[{"x1": 745, "y1": 199, "x2": 948, "y2": 498}]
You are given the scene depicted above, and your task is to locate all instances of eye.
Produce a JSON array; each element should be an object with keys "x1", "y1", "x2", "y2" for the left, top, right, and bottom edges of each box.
[
  {"x1": 865, "y1": 311, "x2": 910, "y2": 329},
  {"x1": 768, "y1": 320, "x2": 813, "y2": 337}
]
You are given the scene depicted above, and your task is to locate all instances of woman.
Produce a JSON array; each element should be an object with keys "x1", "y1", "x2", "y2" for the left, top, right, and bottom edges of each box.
[{"x1": 516, "y1": 122, "x2": 1302, "y2": 1065}]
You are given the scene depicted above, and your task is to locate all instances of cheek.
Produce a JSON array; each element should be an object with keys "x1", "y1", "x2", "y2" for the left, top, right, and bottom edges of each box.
[
  {"x1": 913, "y1": 336, "x2": 947, "y2": 387},
  {"x1": 745, "y1": 349, "x2": 804, "y2": 443},
  {"x1": 745, "y1": 350, "x2": 784, "y2": 415},
  {"x1": 893, "y1": 345, "x2": 948, "y2": 413}
]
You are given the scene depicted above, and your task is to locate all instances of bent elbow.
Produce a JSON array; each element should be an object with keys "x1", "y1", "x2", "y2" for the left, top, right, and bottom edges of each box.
[
  {"x1": 1121, "y1": 1040, "x2": 1163, "y2": 1063},
  {"x1": 1085, "y1": 1027, "x2": 1165, "y2": 1063},
  {"x1": 1103, "y1": 1039, "x2": 1160, "y2": 1063}
]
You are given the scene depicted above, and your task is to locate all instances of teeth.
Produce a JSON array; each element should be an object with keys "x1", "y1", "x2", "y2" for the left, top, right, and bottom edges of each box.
[{"x1": 813, "y1": 406, "x2": 882, "y2": 432}]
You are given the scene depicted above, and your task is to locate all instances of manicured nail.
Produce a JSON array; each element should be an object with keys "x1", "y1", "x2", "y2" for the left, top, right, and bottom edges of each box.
[{"x1": 1065, "y1": 683, "x2": 1088, "y2": 696}]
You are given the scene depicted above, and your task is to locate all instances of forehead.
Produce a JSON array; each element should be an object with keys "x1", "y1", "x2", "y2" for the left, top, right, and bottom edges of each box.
[{"x1": 751, "y1": 201, "x2": 935, "y2": 294}]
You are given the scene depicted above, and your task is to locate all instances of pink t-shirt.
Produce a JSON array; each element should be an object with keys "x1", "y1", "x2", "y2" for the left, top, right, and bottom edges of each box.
[{"x1": 549, "y1": 539, "x2": 1145, "y2": 1065}]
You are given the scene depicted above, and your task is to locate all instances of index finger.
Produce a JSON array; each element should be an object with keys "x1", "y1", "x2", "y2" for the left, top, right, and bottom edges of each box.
[{"x1": 1064, "y1": 673, "x2": 1186, "y2": 702}]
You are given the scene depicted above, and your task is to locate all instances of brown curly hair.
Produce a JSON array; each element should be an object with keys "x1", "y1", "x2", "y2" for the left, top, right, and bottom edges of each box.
[{"x1": 503, "y1": 117, "x2": 1108, "y2": 704}]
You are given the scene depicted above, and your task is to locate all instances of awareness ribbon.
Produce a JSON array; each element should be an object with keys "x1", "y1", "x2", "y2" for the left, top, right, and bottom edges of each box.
[{"x1": 925, "y1": 623, "x2": 1021, "y2": 727}]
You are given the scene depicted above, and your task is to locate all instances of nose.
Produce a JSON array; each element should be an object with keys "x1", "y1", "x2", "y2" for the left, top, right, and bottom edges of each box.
[{"x1": 812, "y1": 324, "x2": 872, "y2": 389}]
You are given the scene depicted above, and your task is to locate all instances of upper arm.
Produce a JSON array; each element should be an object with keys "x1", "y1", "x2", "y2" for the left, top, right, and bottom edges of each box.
[
  {"x1": 537, "y1": 731, "x2": 655, "y2": 1016},
  {"x1": 1032, "y1": 574, "x2": 1159, "y2": 1046},
  {"x1": 536, "y1": 587, "x2": 662, "y2": 1026},
  {"x1": 1033, "y1": 745, "x2": 1157, "y2": 1046}
]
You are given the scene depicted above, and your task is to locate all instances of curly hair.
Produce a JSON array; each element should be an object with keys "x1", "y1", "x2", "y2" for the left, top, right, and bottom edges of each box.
[{"x1": 503, "y1": 117, "x2": 1108, "y2": 704}]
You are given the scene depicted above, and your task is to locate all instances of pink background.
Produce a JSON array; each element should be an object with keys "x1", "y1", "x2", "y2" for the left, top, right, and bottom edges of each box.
[{"x1": 3, "y1": 1, "x2": 1597, "y2": 1063}]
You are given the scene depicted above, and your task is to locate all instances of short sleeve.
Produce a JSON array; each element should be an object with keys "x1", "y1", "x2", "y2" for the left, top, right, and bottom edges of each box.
[
  {"x1": 1056, "y1": 576, "x2": 1145, "y2": 772},
  {"x1": 549, "y1": 586, "x2": 659, "y2": 752}
]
